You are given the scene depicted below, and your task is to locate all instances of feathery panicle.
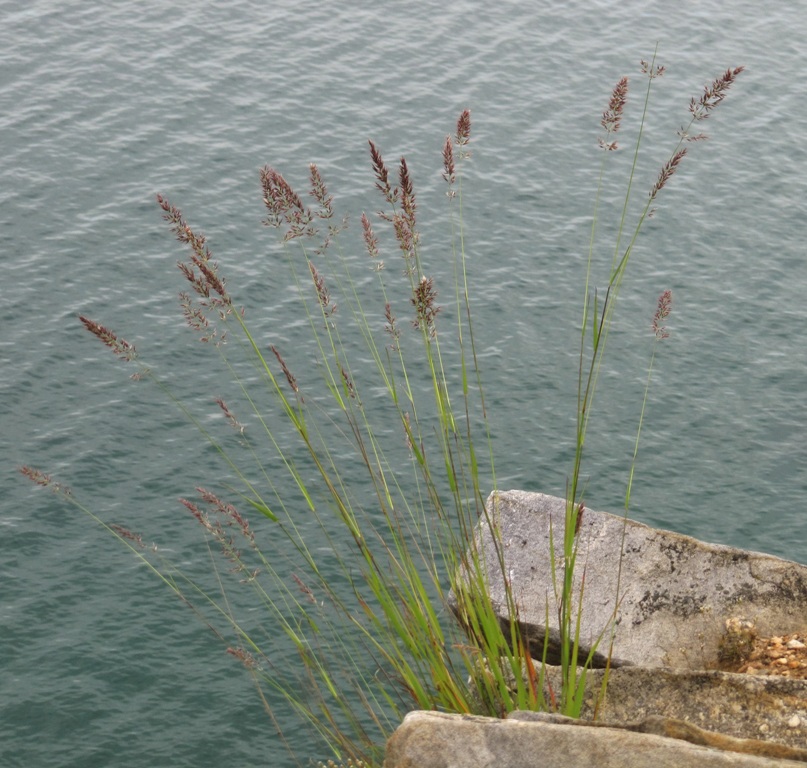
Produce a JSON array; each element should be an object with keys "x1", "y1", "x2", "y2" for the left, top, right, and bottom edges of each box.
[
  {"x1": 455, "y1": 109, "x2": 471, "y2": 150},
  {"x1": 79, "y1": 316, "x2": 138, "y2": 362},
  {"x1": 260, "y1": 167, "x2": 306, "y2": 222},
  {"x1": 309, "y1": 163, "x2": 334, "y2": 220},
  {"x1": 598, "y1": 76, "x2": 629, "y2": 150},
  {"x1": 360, "y1": 212, "x2": 382, "y2": 269},
  {"x1": 652, "y1": 289, "x2": 673, "y2": 340},
  {"x1": 309, "y1": 262, "x2": 335, "y2": 317},
  {"x1": 309, "y1": 163, "x2": 348, "y2": 253},
  {"x1": 392, "y1": 213, "x2": 416, "y2": 269},
  {"x1": 292, "y1": 573, "x2": 318, "y2": 604},
  {"x1": 399, "y1": 157, "x2": 416, "y2": 227},
  {"x1": 19, "y1": 465, "x2": 68, "y2": 493},
  {"x1": 411, "y1": 275, "x2": 441, "y2": 336},
  {"x1": 177, "y1": 261, "x2": 211, "y2": 298},
  {"x1": 640, "y1": 59, "x2": 666, "y2": 79},
  {"x1": 402, "y1": 411, "x2": 413, "y2": 452},
  {"x1": 157, "y1": 195, "x2": 232, "y2": 330},
  {"x1": 369, "y1": 141, "x2": 397, "y2": 205},
  {"x1": 195, "y1": 258, "x2": 228, "y2": 301},
  {"x1": 690, "y1": 67, "x2": 745, "y2": 121},
  {"x1": 196, "y1": 487, "x2": 255, "y2": 544},
  {"x1": 454, "y1": 109, "x2": 472, "y2": 166},
  {"x1": 20, "y1": 465, "x2": 52, "y2": 486},
  {"x1": 20, "y1": 466, "x2": 73, "y2": 499},
  {"x1": 340, "y1": 364, "x2": 356, "y2": 400},
  {"x1": 227, "y1": 647, "x2": 258, "y2": 669},
  {"x1": 649, "y1": 148, "x2": 687, "y2": 201},
  {"x1": 214, "y1": 397, "x2": 245, "y2": 434},
  {"x1": 601, "y1": 77, "x2": 629, "y2": 132},
  {"x1": 181, "y1": 489, "x2": 256, "y2": 576},
  {"x1": 110, "y1": 524, "x2": 146, "y2": 549},
  {"x1": 157, "y1": 194, "x2": 211, "y2": 266},
  {"x1": 270, "y1": 344, "x2": 300, "y2": 394},
  {"x1": 178, "y1": 291, "x2": 218, "y2": 343},
  {"x1": 260, "y1": 166, "x2": 316, "y2": 240},
  {"x1": 442, "y1": 135, "x2": 456, "y2": 189},
  {"x1": 181, "y1": 496, "x2": 207, "y2": 528},
  {"x1": 384, "y1": 302, "x2": 400, "y2": 351},
  {"x1": 157, "y1": 195, "x2": 231, "y2": 305},
  {"x1": 678, "y1": 129, "x2": 710, "y2": 142}
]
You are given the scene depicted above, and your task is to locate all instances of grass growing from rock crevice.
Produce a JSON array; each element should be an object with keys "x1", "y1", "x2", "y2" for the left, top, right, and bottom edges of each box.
[
  {"x1": 557, "y1": 52, "x2": 743, "y2": 715},
  {"x1": 21, "y1": 54, "x2": 743, "y2": 766}
]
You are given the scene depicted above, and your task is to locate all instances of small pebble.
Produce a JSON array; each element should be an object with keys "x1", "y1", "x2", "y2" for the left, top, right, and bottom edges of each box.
[
  {"x1": 788, "y1": 715, "x2": 801, "y2": 729},
  {"x1": 787, "y1": 639, "x2": 806, "y2": 649}
]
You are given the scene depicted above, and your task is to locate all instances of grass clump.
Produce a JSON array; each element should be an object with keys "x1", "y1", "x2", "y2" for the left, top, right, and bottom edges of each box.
[
  {"x1": 21, "y1": 53, "x2": 743, "y2": 767},
  {"x1": 558, "y1": 53, "x2": 743, "y2": 715}
]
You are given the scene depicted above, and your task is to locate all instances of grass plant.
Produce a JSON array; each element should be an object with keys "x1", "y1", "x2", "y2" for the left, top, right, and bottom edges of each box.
[
  {"x1": 21, "y1": 55, "x2": 743, "y2": 766},
  {"x1": 559, "y1": 52, "x2": 743, "y2": 715}
]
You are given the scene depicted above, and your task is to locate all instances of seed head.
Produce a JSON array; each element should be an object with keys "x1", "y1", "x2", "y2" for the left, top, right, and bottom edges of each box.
[
  {"x1": 20, "y1": 465, "x2": 58, "y2": 489},
  {"x1": 157, "y1": 194, "x2": 231, "y2": 305},
  {"x1": 652, "y1": 289, "x2": 673, "y2": 340},
  {"x1": 214, "y1": 397, "x2": 245, "y2": 434},
  {"x1": 308, "y1": 163, "x2": 333, "y2": 220},
  {"x1": 442, "y1": 134, "x2": 455, "y2": 187},
  {"x1": 384, "y1": 302, "x2": 400, "y2": 351},
  {"x1": 227, "y1": 647, "x2": 258, "y2": 668},
  {"x1": 455, "y1": 109, "x2": 471, "y2": 149},
  {"x1": 79, "y1": 316, "x2": 138, "y2": 362},
  {"x1": 411, "y1": 275, "x2": 441, "y2": 336},
  {"x1": 369, "y1": 141, "x2": 397, "y2": 205},
  {"x1": 270, "y1": 344, "x2": 300, "y2": 395},
  {"x1": 640, "y1": 59, "x2": 666, "y2": 79},
  {"x1": 110, "y1": 524, "x2": 145, "y2": 549},
  {"x1": 392, "y1": 212, "x2": 415, "y2": 265},
  {"x1": 690, "y1": 66, "x2": 745, "y2": 121},
  {"x1": 260, "y1": 166, "x2": 315, "y2": 240},
  {"x1": 598, "y1": 76, "x2": 629, "y2": 150},
  {"x1": 360, "y1": 212, "x2": 381, "y2": 265},
  {"x1": 399, "y1": 157, "x2": 416, "y2": 228},
  {"x1": 649, "y1": 148, "x2": 688, "y2": 201},
  {"x1": 309, "y1": 262, "x2": 335, "y2": 317}
]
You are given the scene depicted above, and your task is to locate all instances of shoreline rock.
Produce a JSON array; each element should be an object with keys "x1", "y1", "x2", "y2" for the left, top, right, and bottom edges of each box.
[
  {"x1": 469, "y1": 490, "x2": 807, "y2": 670},
  {"x1": 384, "y1": 710, "x2": 807, "y2": 767},
  {"x1": 386, "y1": 490, "x2": 807, "y2": 766}
]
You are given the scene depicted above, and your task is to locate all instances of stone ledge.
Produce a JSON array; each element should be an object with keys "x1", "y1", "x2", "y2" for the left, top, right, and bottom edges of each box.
[
  {"x1": 542, "y1": 664, "x2": 807, "y2": 750},
  {"x1": 468, "y1": 490, "x2": 807, "y2": 670},
  {"x1": 383, "y1": 710, "x2": 804, "y2": 768}
]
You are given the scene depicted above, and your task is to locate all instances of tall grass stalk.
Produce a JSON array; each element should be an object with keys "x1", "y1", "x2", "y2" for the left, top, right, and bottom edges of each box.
[
  {"x1": 20, "y1": 56, "x2": 744, "y2": 765},
  {"x1": 558, "y1": 53, "x2": 744, "y2": 715}
]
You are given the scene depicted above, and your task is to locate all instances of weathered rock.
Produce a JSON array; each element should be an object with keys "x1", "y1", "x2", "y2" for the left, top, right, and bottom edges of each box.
[
  {"x1": 540, "y1": 664, "x2": 807, "y2": 750},
  {"x1": 469, "y1": 490, "x2": 807, "y2": 670},
  {"x1": 383, "y1": 710, "x2": 805, "y2": 767}
]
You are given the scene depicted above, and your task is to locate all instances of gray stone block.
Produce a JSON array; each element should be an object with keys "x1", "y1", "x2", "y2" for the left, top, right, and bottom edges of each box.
[
  {"x1": 470, "y1": 490, "x2": 807, "y2": 670},
  {"x1": 383, "y1": 711, "x2": 804, "y2": 767}
]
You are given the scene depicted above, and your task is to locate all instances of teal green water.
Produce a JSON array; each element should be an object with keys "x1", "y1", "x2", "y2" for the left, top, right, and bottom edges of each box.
[{"x1": 3, "y1": 1, "x2": 807, "y2": 765}]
